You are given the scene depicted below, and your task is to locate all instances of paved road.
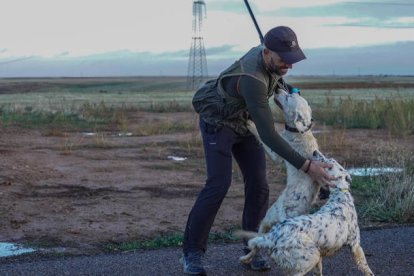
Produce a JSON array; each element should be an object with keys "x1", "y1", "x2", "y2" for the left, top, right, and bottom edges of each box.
[{"x1": 0, "y1": 226, "x2": 413, "y2": 276}]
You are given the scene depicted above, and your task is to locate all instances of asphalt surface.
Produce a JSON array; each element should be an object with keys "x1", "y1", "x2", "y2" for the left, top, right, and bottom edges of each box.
[{"x1": 0, "y1": 226, "x2": 413, "y2": 276}]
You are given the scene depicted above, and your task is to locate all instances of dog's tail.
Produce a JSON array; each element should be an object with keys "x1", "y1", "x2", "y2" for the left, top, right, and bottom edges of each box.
[{"x1": 233, "y1": 229, "x2": 261, "y2": 240}]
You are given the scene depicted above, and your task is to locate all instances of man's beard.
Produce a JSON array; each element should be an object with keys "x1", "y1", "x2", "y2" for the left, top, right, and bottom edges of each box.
[{"x1": 269, "y1": 58, "x2": 288, "y2": 76}]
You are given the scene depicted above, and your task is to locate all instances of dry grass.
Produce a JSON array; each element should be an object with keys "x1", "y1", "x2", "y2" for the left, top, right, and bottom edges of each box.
[
  {"x1": 1, "y1": 76, "x2": 414, "y2": 226},
  {"x1": 355, "y1": 146, "x2": 414, "y2": 223}
]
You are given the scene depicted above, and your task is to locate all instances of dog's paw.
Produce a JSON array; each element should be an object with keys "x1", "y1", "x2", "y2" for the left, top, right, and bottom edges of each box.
[{"x1": 239, "y1": 255, "x2": 252, "y2": 264}]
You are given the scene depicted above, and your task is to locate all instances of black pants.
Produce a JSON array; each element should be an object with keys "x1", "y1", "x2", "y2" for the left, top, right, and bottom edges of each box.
[{"x1": 183, "y1": 120, "x2": 269, "y2": 254}]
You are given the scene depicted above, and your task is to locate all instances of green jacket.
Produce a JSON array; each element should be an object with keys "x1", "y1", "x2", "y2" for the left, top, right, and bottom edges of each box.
[
  {"x1": 192, "y1": 46, "x2": 307, "y2": 169},
  {"x1": 192, "y1": 46, "x2": 279, "y2": 135}
]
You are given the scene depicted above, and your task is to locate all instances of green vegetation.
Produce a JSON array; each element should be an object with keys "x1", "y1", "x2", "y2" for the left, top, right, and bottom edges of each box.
[
  {"x1": 0, "y1": 109, "x2": 93, "y2": 129},
  {"x1": 352, "y1": 150, "x2": 414, "y2": 224},
  {"x1": 0, "y1": 77, "x2": 195, "y2": 117},
  {"x1": 354, "y1": 174, "x2": 414, "y2": 223},
  {"x1": 1, "y1": 76, "x2": 414, "y2": 133},
  {"x1": 270, "y1": 92, "x2": 414, "y2": 136},
  {"x1": 104, "y1": 230, "x2": 238, "y2": 251},
  {"x1": 0, "y1": 101, "x2": 194, "y2": 132},
  {"x1": 134, "y1": 121, "x2": 195, "y2": 136},
  {"x1": 312, "y1": 95, "x2": 414, "y2": 135}
]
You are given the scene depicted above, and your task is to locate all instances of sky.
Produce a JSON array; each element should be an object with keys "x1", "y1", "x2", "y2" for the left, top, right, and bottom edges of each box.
[{"x1": 0, "y1": 0, "x2": 413, "y2": 77}]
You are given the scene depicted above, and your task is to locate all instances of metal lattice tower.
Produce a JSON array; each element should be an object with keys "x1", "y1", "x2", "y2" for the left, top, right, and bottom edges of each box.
[{"x1": 186, "y1": 0, "x2": 208, "y2": 90}]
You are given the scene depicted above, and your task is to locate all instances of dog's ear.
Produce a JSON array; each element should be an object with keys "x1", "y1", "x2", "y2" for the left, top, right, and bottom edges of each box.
[
  {"x1": 292, "y1": 98, "x2": 313, "y2": 133},
  {"x1": 312, "y1": 150, "x2": 328, "y2": 162},
  {"x1": 345, "y1": 174, "x2": 352, "y2": 184},
  {"x1": 293, "y1": 113, "x2": 309, "y2": 134},
  {"x1": 312, "y1": 150, "x2": 322, "y2": 161}
]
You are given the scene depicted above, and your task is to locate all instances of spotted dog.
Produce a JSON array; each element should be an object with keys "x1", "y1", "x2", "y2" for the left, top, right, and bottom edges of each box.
[
  {"x1": 246, "y1": 88, "x2": 321, "y2": 233},
  {"x1": 237, "y1": 151, "x2": 374, "y2": 276}
]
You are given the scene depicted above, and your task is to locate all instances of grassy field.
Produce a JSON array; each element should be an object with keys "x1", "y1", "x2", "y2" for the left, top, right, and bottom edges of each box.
[
  {"x1": 0, "y1": 77, "x2": 194, "y2": 113},
  {"x1": 0, "y1": 76, "x2": 413, "y2": 250},
  {"x1": 1, "y1": 76, "x2": 414, "y2": 112},
  {"x1": 1, "y1": 75, "x2": 413, "y2": 134}
]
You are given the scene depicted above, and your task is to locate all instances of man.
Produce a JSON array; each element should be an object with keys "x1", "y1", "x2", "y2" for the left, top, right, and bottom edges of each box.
[{"x1": 181, "y1": 26, "x2": 334, "y2": 275}]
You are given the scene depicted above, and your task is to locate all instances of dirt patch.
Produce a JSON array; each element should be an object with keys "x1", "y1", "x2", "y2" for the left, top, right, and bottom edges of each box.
[{"x1": 0, "y1": 111, "x2": 412, "y2": 253}]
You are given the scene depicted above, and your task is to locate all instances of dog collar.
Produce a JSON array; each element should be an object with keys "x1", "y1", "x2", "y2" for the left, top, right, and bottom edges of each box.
[
  {"x1": 285, "y1": 122, "x2": 313, "y2": 134},
  {"x1": 340, "y1": 188, "x2": 349, "y2": 193},
  {"x1": 290, "y1": 87, "x2": 301, "y2": 94}
]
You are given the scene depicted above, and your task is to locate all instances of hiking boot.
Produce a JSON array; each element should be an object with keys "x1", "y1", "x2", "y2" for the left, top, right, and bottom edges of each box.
[
  {"x1": 243, "y1": 247, "x2": 271, "y2": 271},
  {"x1": 180, "y1": 250, "x2": 207, "y2": 275}
]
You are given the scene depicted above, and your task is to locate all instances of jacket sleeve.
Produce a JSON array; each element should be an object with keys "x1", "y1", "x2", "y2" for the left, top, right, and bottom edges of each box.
[{"x1": 238, "y1": 76, "x2": 306, "y2": 169}]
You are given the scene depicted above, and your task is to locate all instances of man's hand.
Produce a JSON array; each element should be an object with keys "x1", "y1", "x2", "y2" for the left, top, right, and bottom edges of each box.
[{"x1": 301, "y1": 160, "x2": 336, "y2": 187}]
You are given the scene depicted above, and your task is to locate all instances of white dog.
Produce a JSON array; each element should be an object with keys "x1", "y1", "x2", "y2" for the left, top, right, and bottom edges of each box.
[
  {"x1": 246, "y1": 88, "x2": 320, "y2": 233},
  {"x1": 237, "y1": 151, "x2": 374, "y2": 276}
]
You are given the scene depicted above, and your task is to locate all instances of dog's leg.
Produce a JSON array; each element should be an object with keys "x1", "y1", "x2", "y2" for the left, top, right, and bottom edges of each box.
[
  {"x1": 239, "y1": 247, "x2": 257, "y2": 264},
  {"x1": 311, "y1": 257, "x2": 323, "y2": 276},
  {"x1": 298, "y1": 249, "x2": 321, "y2": 276},
  {"x1": 239, "y1": 236, "x2": 263, "y2": 264},
  {"x1": 258, "y1": 204, "x2": 279, "y2": 234},
  {"x1": 351, "y1": 244, "x2": 374, "y2": 276},
  {"x1": 274, "y1": 238, "x2": 321, "y2": 276},
  {"x1": 246, "y1": 120, "x2": 283, "y2": 164},
  {"x1": 258, "y1": 223, "x2": 272, "y2": 234}
]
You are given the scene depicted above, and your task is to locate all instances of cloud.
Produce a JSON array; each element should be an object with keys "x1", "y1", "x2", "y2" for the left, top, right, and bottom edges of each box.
[
  {"x1": 326, "y1": 19, "x2": 414, "y2": 29},
  {"x1": 0, "y1": 56, "x2": 34, "y2": 65},
  {"x1": 261, "y1": 1, "x2": 414, "y2": 20},
  {"x1": 0, "y1": 42, "x2": 413, "y2": 77},
  {"x1": 255, "y1": 1, "x2": 414, "y2": 30},
  {"x1": 294, "y1": 41, "x2": 414, "y2": 75},
  {"x1": 208, "y1": 0, "x2": 248, "y2": 14},
  {"x1": 0, "y1": 0, "x2": 411, "y2": 60},
  {"x1": 206, "y1": 45, "x2": 241, "y2": 57}
]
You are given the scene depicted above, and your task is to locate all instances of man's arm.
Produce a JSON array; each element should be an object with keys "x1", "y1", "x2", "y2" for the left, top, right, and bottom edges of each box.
[{"x1": 238, "y1": 76, "x2": 306, "y2": 169}]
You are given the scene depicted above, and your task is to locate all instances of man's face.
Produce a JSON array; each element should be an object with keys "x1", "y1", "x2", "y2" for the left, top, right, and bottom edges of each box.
[{"x1": 267, "y1": 50, "x2": 292, "y2": 76}]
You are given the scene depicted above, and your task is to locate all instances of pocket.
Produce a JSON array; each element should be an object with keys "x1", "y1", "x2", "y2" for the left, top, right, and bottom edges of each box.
[
  {"x1": 200, "y1": 120, "x2": 221, "y2": 134},
  {"x1": 200, "y1": 121, "x2": 233, "y2": 157},
  {"x1": 192, "y1": 79, "x2": 224, "y2": 116}
]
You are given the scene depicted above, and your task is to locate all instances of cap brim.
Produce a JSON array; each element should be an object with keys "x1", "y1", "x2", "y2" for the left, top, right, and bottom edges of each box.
[{"x1": 278, "y1": 49, "x2": 306, "y2": 64}]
